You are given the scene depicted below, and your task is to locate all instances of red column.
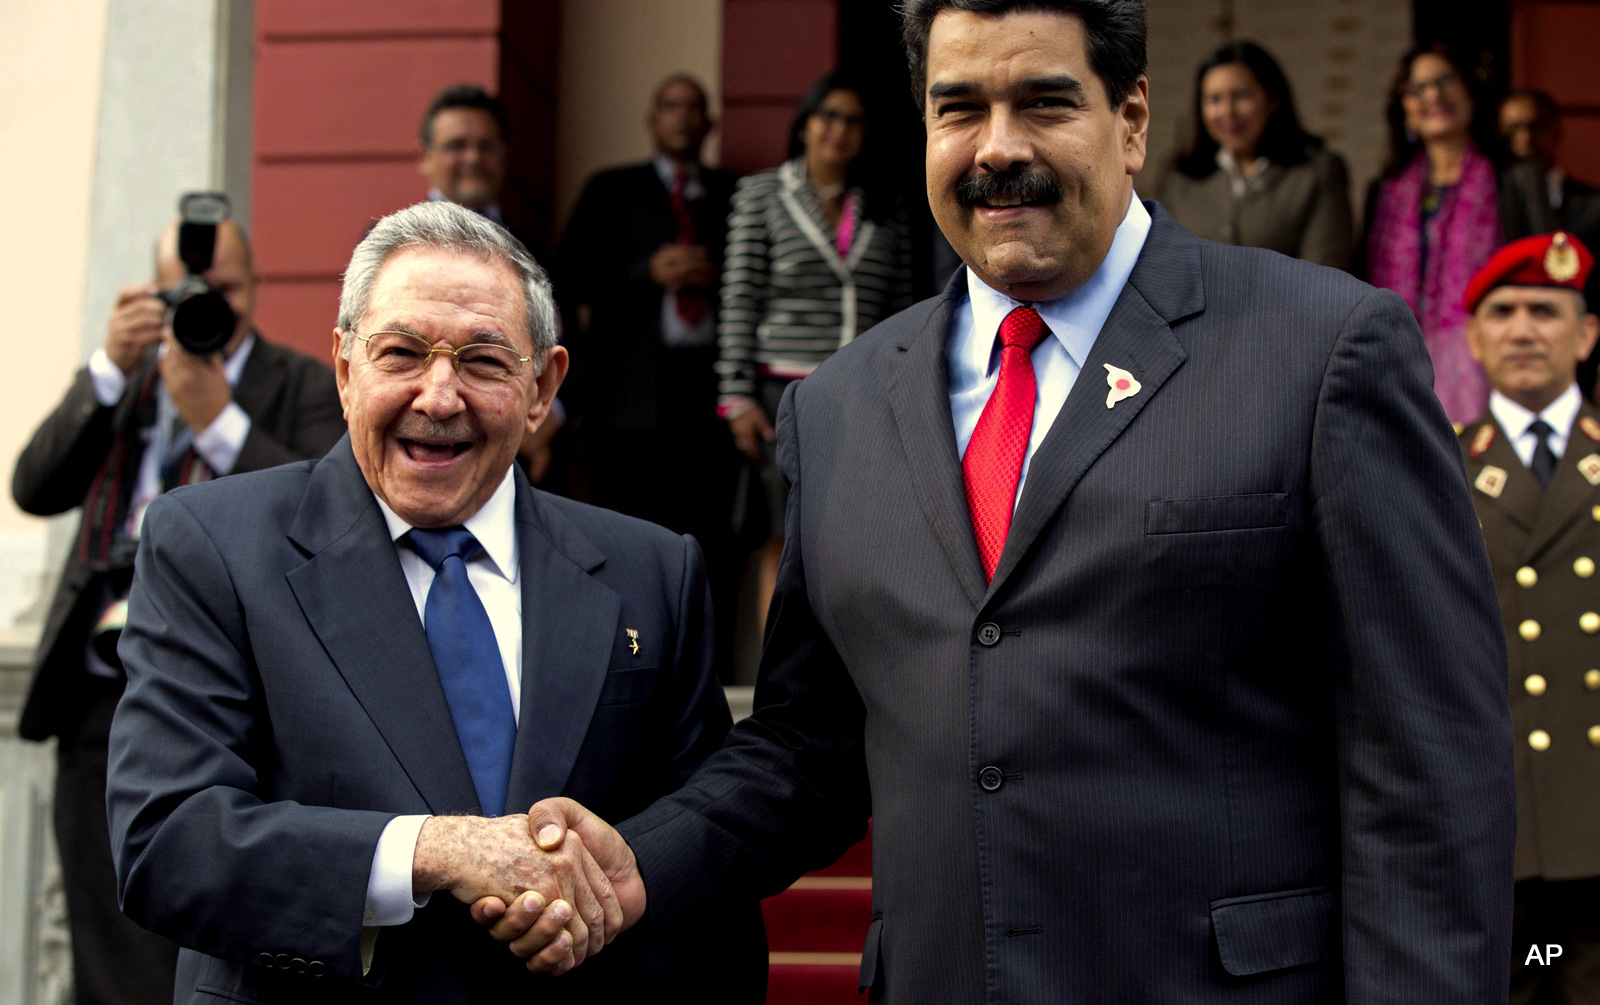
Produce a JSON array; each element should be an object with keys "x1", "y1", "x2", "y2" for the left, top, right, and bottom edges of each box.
[
  {"x1": 1511, "y1": 0, "x2": 1600, "y2": 185},
  {"x1": 720, "y1": 0, "x2": 840, "y2": 175}
]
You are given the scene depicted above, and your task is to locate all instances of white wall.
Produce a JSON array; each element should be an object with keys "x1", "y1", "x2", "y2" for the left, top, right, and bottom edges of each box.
[
  {"x1": 555, "y1": 0, "x2": 723, "y2": 234},
  {"x1": 0, "y1": 0, "x2": 112, "y2": 636}
]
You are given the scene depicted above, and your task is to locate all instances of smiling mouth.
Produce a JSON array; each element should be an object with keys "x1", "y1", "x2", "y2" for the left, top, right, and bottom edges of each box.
[{"x1": 400, "y1": 438, "x2": 473, "y2": 462}]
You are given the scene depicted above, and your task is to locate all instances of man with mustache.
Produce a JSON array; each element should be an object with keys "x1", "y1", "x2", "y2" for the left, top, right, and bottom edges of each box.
[
  {"x1": 499, "y1": 1, "x2": 1514, "y2": 1000},
  {"x1": 103, "y1": 201, "x2": 765, "y2": 1002},
  {"x1": 1456, "y1": 232, "x2": 1600, "y2": 1005}
]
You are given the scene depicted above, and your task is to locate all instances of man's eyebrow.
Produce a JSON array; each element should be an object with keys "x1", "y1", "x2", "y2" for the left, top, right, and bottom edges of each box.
[
  {"x1": 469, "y1": 330, "x2": 515, "y2": 346},
  {"x1": 928, "y1": 76, "x2": 1086, "y2": 101},
  {"x1": 380, "y1": 322, "x2": 425, "y2": 338},
  {"x1": 928, "y1": 81, "x2": 976, "y2": 101}
]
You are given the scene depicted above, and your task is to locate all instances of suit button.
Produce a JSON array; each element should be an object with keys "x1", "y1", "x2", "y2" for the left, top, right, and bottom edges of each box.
[
  {"x1": 1582, "y1": 612, "x2": 1600, "y2": 634},
  {"x1": 1525, "y1": 674, "x2": 1548, "y2": 696},
  {"x1": 1577, "y1": 557, "x2": 1596, "y2": 578},
  {"x1": 1530, "y1": 729, "x2": 1552, "y2": 751},
  {"x1": 1517, "y1": 566, "x2": 1538, "y2": 588},
  {"x1": 1520, "y1": 619, "x2": 1542, "y2": 641},
  {"x1": 1587, "y1": 670, "x2": 1600, "y2": 691},
  {"x1": 1589, "y1": 725, "x2": 1600, "y2": 747},
  {"x1": 256, "y1": 953, "x2": 275, "y2": 967},
  {"x1": 308, "y1": 961, "x2": 327, "y2": 977},
  {"x1": 979, "y1": 765, "x2": 1004, "y2": 791},
  {"x1": 275, "y1": 954, "x2": 292, "y2": 970},
  {"x1": 291, "y1": 958, "x2": 308, "y2": 973},
  {"x1": 977, "y1": 622, "x2": 1001, "y2": 647}
]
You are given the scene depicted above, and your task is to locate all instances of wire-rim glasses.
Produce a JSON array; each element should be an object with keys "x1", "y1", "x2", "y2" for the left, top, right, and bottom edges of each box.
[{"x1": 354, "y1": 330, "x2": 532, "y2": 386}]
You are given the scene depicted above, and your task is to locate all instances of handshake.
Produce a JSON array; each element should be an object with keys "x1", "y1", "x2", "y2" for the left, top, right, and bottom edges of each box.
[{"x1": 413, "y1": 798, "x2": 637, "y2": 975}]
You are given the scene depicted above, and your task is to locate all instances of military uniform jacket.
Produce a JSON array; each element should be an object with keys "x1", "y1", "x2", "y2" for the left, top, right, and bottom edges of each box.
[{"x1": 1460, "y1": 405, "x2": 1600, "y2": 881}]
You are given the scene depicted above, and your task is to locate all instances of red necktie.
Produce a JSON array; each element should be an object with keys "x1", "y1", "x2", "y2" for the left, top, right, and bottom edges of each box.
[
  {"x1": 963, "y1": 305, "x2": 1049, "y2": 581},
  {"x1": 669, "y1": 168, "x2": 708, "y2": 325}
]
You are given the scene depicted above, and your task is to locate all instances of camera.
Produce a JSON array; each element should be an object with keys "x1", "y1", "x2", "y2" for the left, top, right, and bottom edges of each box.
[{"x1": 156, "y1": 192, "x2": 238, "y2": 355}]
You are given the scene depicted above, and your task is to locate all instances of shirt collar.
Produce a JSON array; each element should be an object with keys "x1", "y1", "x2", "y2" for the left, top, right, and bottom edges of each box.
[
  {"x1": 375, "y1": 464, "x2": 520, "y2": 584},
  {"x1": 1490, "y1": 382, "x2": 1582, "y2": 439},
  {"x1": 653, "y1": 155, "x2": 702, "y2": 197},
  {"x1": 961, "y1": 194, "x2": 1152, "y2": 373},
  {"x1": 427, "y1": 188, "x2": 504, "y2": 226}
]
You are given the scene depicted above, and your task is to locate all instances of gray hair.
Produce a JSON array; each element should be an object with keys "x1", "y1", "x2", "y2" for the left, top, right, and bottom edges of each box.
[{"x1": 337, "y1": 201, "x2": 557, "y2": 371}]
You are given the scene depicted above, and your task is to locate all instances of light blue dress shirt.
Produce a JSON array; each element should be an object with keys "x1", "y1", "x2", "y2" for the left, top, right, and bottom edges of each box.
[{"x1": 947, "y1": 195, "x2": 1152, "y2": 500}]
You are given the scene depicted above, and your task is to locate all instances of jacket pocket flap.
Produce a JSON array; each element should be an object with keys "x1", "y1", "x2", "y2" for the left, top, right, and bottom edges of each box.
[
  {"x1": 596, "y1": 665, "x2": 658, "y2": 705},
  {"x1": 858, "y1": 915, "x2": 884, "y2": 992},
  {"x1": 1210, "y1": 886, "x2": 1338, "y2": 977},
  {"x1": 1146, "y1": 493, "x2": 1290, "y2": 535}
]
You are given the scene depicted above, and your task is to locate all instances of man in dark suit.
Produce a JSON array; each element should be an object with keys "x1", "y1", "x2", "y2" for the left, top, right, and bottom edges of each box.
[
  {"x1": 1456, "y1": 232, "x2": 1600, "y2": 1005},
  {"x1": 12, "y1": 212, "x2": 343, "y2": 1005},
  {"x1": 104, "y1": 201, "x2": 764, "y2": 1002},
  {"x1": 503, "y1": 1, "x2": 1516, "y2": 1001},
  {"x1": 559, "y1": 76, "x2": 742, "y2": 675}
]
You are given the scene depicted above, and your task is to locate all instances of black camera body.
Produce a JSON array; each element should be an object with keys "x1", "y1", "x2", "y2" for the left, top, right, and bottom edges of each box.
[{"x1": 156, "y1": 192, "x2": 237, "y2": 355}]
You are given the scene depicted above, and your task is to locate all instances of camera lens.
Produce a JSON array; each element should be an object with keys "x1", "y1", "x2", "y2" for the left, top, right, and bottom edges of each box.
[{"x1": 169, "y1": 289, "x2": 236, "y2": 355}]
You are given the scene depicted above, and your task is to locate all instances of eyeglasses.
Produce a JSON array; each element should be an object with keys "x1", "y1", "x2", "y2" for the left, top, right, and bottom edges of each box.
[
  {"x1": 1405, "y1": 73, "x2": 1462, "y2": 99},
  {"x1": 812, "y1": 108, "x2": 866, "y2": 130},
  {"x1": 431, "y1": 137, "x2": 506, "y2": 157},
  {"x1": 354, "y1": 330, "x2": 532, "y2": 386}
]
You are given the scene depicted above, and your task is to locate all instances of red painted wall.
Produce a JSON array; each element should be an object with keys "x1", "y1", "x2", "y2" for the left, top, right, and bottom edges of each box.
[
  {"x1": 1511, "y1": 0, "x2": 1600, "y2": 185},
  {"x1": 720, "y1": 0, "x2": 839, "y2": 175},
  {"x1": 251, "y1": 0, "x2": 503, "y2": 359}
]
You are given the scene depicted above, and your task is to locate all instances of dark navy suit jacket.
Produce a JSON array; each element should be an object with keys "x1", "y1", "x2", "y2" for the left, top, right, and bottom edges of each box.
[
  {"x1": 621, "y1": 204, "x2": 1515, "y2": 1003},
  {"x1": 106, "y1": 436, "x2": 764, "y2": 1002}
]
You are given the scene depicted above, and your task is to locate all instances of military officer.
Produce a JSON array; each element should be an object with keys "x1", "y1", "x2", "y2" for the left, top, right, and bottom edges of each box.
[{"x1": 1459, "y1": 231, "x2": 1600, "y2": 1005}]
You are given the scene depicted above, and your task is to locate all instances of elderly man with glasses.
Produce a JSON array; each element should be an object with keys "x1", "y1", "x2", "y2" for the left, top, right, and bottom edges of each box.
[{"x1": 103, "y1": 201, "x2": 766, "y2": 1004}]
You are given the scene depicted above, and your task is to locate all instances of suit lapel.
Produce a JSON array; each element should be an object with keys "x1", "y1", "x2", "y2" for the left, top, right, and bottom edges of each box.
[
  {"x1": 1527, "y1": 405, "x2": 1600, "y2": 558},
  {"x1": 987, "y1": 206, "x2": 1199, "y2": 598},
  {"x1": 503, "y1": 478, "x2": 619, "y2": 811},
  {"x1": 1475, "y1": 418, "x2": 1543, "y2": 533},
  {"x1": 231, "y1": 333, "x2": 286, "y2": 420},
  {"x1": 888, "y1": 283, "x2": 988, "y2": 608},
  {"x1": 284, "y1": 438, "x2": 481, "y2": 815}
]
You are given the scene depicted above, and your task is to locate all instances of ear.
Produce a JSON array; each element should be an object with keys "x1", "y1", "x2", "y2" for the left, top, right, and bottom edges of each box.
[
  {"x1": 1579, "y1": 311, "x2": 1600, "y2": 361},
  {"x1": 1465, "y1": 315, "x2": 1487, "y2": 364},
  {"x1": 1121, "y1": 76, "x2": 1150, "y2": 176},
  {"x1": 332, "y1": 328, "x2": 352, "y2": 416},
  {"x1": 524, "y1": 345, "x2": 570, "y2": 435}
]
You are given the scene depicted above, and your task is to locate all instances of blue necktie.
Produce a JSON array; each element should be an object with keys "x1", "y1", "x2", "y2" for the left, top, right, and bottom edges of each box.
[{"x1": 407, "y1": 527, "x2": 516, "y2": 816}]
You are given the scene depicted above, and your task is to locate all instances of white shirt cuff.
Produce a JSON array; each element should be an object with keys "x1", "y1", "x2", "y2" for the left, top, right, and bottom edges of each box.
[
  {"x1": 192, "y1": 401, "x2": 251, "y2": 475},
  {"x1": 363, "y1": 815, "x2": 432, "y2": 926},
  {"x1": 87, "y1": 349, "x2": 128, "y2": 406}
]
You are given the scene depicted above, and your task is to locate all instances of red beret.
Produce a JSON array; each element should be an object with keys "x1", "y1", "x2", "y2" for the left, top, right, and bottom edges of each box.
[{"x1": 1463, "y1": 231, "x2": 1594, "y2": 314}]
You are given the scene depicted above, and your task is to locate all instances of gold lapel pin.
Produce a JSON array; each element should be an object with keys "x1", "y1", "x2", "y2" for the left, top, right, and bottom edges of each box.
[{"x1": 625, "y1": 628, "x2": 640, "y2": 656}]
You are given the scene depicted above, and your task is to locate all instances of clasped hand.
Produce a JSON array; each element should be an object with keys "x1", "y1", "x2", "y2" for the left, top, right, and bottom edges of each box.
[{"x1": 419, "y1": 799, "x2": 641, "y2": 975}]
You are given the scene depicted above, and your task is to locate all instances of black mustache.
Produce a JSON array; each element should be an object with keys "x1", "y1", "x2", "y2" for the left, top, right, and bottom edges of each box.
[{"x1": 955, "y1": 171, "x2": 1063, "y2": 207}]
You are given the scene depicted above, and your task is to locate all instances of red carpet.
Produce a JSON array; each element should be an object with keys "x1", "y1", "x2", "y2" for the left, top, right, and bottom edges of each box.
[{"x1": 762, "y1": 828, "x2": 873, "y2": 1004}]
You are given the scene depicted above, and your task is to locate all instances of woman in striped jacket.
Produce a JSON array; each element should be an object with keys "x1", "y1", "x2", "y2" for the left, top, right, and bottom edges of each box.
[{"x1": 717, "y1": 71, "x2": 916, "y2": 616}]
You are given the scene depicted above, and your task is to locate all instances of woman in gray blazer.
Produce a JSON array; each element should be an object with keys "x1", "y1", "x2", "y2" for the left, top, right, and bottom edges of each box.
[{"x1": 1157, "y1": 41, "x2": 1355, "y2": 269}]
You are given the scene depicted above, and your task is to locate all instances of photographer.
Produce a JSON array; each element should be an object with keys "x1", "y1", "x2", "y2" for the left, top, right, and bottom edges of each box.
[{"x1": 11, "y1": 198, "x2": 342, "y2": 1005}]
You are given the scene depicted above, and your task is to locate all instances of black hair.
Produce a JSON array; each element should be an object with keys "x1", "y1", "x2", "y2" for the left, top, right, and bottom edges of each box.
[
  {"x1": 900, "y1": 0, "x2": 1147, "y2": 110},
  {"x1": 1504, "y1": 88, "x2": 1561, "y2": 129},
  {"x1": 653, "y1": 73, "x2": 711, "y2": 113},
  {"x1": 1380, "y1": 43, "x2": 1504, "y2": 179},
  {"x1": 784, "y1": 71, "x2": 898, "y2": 224},
  {"x1": 1172, "y1": 41, "x2": 1321, "y2": 180},
  {"x1": 420, "y1": 84, "x2": 508, "y2": 147}
]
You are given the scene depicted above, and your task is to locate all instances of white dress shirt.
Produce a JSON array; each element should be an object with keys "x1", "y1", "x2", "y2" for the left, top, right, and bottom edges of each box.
[
  {"x1": 1490, "y1": 383, "x2": 1581, "y2": 467},
  {"x1": 88, "y1": 334, "x2": 257, "y2": 540},
  {"x1": 653, "y1": 155, "x2": 718, "y2": 348},
  {"x1": 947, "y1": 194, "x2": 1152, "y2": 502},
  {"x1": 363, "y1": 467, "x2": 525, "y2": 926}
]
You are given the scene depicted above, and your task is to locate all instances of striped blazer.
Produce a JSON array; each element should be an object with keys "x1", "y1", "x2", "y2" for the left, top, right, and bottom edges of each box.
[{"x1": 716, "y1": 158, "x2": 914, "y2": 407}]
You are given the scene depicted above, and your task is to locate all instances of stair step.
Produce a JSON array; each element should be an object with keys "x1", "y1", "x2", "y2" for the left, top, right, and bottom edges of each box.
[
  {"x1": 762, "y1": 887, "x2": 873, "y2": 953},
  {"x1": 766, "y1": 957, "x2": 862, "y2": 1005}
]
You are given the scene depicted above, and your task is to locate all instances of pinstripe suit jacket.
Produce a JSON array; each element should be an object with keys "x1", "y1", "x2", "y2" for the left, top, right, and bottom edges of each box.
[{"x1": 623, "y1": 203, "x2": 1515, "y2": 1003}]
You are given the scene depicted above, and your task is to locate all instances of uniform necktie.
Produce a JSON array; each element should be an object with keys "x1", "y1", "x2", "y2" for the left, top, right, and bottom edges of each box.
[
  {"x1": 407, "y1": 527, "x2": 516, "y2": 816},
  {"x1": 963, "y1": 305, "x2": 1050, "y2": 581},
  {"x1": 1528, "y1": 418, "x2": 1557, "y2": 489},
  {"x1": 669, "y1": 168, "x2": 708, "y2": 325}
]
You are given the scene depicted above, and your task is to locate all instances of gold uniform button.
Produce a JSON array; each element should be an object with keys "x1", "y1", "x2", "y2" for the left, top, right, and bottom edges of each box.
[
  {"x1": 1577, "y1": 557, "x2": 1597, "y2": 578},
  {"x1": 1587, "y1": 669, "x2": 1600, "y2": 691},
  {"x1": 1517, "y1": 566, "x2": 1539, "y2": 588},
  {"x1": 1530, "y1": 729, "x2": 1552, "y2": 751},
  {"x1": 1583, "y1": 612, "x2": 1600, "y2": 634},
  {"x1": 1593, "y1": 505, "x2": 1600, "y2": 522},
  {"x1": 1589, "y1": 725, "x2": 1600, "y2": 747},
  {"x1": 1520, "y1": 619, "x2": 1542, "y2": 641},
  {"x1": 1525, "y1": 674, "x2": 1548, "y2": 696}
]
